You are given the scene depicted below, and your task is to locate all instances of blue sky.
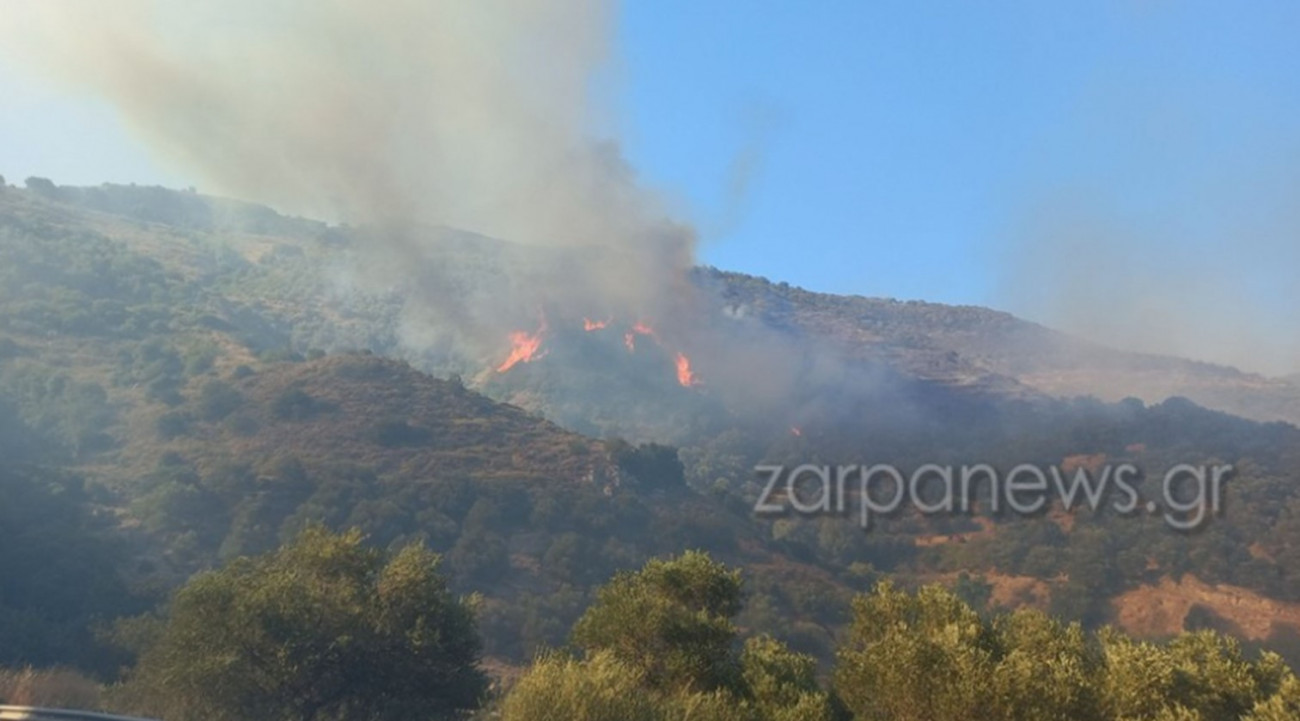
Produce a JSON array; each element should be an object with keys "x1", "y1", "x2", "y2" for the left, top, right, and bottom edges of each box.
[
  {"x1": 2, "y1": 2, "x2": 1298, "y2": 371},
  {"x1": 617, "y1": 1, "x2": 1300, "y2": 306}
]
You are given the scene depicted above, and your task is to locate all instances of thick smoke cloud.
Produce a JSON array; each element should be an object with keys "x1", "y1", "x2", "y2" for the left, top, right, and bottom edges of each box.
[{"x1": 2, "y1": 0, "x2": 696, "y2": 355}]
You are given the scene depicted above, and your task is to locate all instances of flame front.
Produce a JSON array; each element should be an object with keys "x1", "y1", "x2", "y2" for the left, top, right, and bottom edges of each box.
[
  {"x1": 498, "y1": 314, "x2": 697, "y2": 386},
  {"x1": 496, "y1": 319, "x2": 548, "y2": 373},
  {"x1": 675, "y1": 352, "x2": 700, "y2": 387},
  {"x1": 625, "y1": 321, "x2": 657, "y2": 352}
]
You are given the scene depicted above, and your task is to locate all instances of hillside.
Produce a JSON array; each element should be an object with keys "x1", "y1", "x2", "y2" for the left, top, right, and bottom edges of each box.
[
  {"x1": 705, "y1": 268, "x2": 1300, "y2": 427},
  {"x1": 7, "y1": 178, "x2": 1298, "y2": 428},
  {"x1": 4, "y1": 178, "x2": 1300, "y2": 668},
  {"x1": 124, "y1": 354, "x2": 855, "y2": 660}
]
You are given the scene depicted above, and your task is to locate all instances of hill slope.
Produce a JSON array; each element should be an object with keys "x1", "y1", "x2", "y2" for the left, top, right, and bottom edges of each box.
[{"x1": 4, "y1": 178, "x2": 1300, "y2": 665}]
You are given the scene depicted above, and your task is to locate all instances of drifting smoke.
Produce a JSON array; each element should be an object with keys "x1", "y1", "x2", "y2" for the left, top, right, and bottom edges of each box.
[
  {"x1": 1, "y1": 0, "x2": 696, "y2": 355},
  {"x1": 996, "y1": 75, "x2": 1300, "y2": 378},
  {"x1": 1, "y1": 0, "x2": 887, "y2": 441},
  {"x1": 1002, "y1": 193, "x2": 1300, "y2": 378}
]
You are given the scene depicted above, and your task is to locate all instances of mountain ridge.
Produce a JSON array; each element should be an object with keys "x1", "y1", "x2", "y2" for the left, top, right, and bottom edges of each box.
[{"x1": 9, "y1": 177, "x2": 1296, "y2": 429}]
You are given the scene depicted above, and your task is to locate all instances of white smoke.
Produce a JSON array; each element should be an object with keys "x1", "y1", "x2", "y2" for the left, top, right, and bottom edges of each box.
[{"x1": 1, "y1": 0, "x2": 696, "y2": 353}]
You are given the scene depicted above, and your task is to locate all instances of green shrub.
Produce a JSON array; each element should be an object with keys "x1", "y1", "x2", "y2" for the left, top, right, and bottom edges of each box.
[
  {"x1": 155, "y1": 410, "x2": 192, "y2": 440},
  {"x1": 196, "y1": 379, "x2": 244, "y2": 421},
  {"x1": 113, "y1": 527, "x2": 487, "y2": 721},
  {"x1": 500, "y1": 651, "x2": 660, "y2": 721}
]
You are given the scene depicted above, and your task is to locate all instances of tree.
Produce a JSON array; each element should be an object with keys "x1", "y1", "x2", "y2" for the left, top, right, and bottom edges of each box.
[
  {"x1": 24, "y1": 176, "x2": 58, "y2": 197},
  {"x1": 834, "y1": 583, "x2": 1298, "y2": 721},
  {"x1": 500, "y1": 651, "x2": 660, "y2": 721},
  {"x1": 572, "y1": 550, "x2": 744, "y2": 692},
  {"x1": 738, "y1": 635, "x2": 838, "y2": 721},
  {"x1": 988, "y1": 609, "x2": 1103, "y2": 721},
  {"x1": 115, "y1": 526, "x2": 487, "y2": 721},
  {"x1": 0, "y1": 460, "x2": 135, "y2": 672},
  {"x1": 1247, "y1": 673, "x2": 1300, "y2": 720},
  {"x1": 196, "y1": 379, "x2": 244, "y2": 421},
  {"x1": 609, "y1": 440, "x2": 686, "y2": 489},
  {"x1": 507, "y1": 552, "x2": 837, "y2": 721},
  {"x1": 834, "y1": 582, "x2": 997, "y2": 721}
]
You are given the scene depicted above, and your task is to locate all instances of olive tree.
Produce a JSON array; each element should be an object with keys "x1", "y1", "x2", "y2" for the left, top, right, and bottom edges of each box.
[{"x1": 115, "y1": 526, "x2": 487, "y2": 721}]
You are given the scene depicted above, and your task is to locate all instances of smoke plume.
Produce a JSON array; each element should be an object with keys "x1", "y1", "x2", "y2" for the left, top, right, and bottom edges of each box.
[{"x1": 1, "y1": 0, "x2": 696, "y2": 354}]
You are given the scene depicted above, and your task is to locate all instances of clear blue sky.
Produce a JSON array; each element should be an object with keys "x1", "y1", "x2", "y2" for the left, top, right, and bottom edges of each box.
[{"x1": 2, "y1": 1, "x2": 1298, "y2": 315}]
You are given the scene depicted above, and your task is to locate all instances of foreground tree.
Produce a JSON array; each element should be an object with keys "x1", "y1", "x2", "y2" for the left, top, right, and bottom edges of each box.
[
  {"x1": 115, "y1": 526, "x2": 487, "y2": 721},
  {"x1": 834, "y1": 582, "x2": 1294, "y2": 721},
  {"x1": 499, "y1": 651, "x2": 661, "y2": 721},
  {"x1": 572, "y1": 550, "x2": 745, "y2": 692},
  {"x1": 0, "y1": 457, "x2": 135, "y2": 672},
  {"x1": 505, "y1": 551, "x2": 838, "y2": 721}
]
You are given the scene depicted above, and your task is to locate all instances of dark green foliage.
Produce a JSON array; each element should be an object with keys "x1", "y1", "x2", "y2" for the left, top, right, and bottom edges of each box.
[
  {"x1": 271, "y1": 386, "x2": 330, "y2": 420},
  {"x1": 506, "y1": 553, "x2": 838, "y2": 721},
  {"x1": 0, "y1": 454, "x2": 136, "y2": 672},
  {"x1": 195, "y1": 379, "x2": 243, "y2": 421},
  {"x1": 951, "y1": 571, "x2": 993, "y2": 611},
  {"x1": 610, "y1": 440, "x2": 686, "y2": 489},
  {"x1": 834, "y1": 582, "x2": 1297, "y2": 721},
  {"x1": 0, "y1": 216, "x2": 174, "y2": 339},
  {"x1": 573, "y1": 551, "x2": 744, "y2": 693},
  {"x1": 114, "y1": 526, "x2": 487, "y2": 721},
  {"x1": 0, "y1": 365, "x2": 117, "y2": 459},
  {"x1": 371, "y1": 417, "x2": 431, "y2": 447},
  {"x1": 155, "y1": 410, "x2": 192, "y2": 439}
]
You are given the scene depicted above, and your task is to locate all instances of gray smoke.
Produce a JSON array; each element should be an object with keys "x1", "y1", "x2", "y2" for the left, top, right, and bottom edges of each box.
[
  {"x1": 999, "y1": 186, "x2": 1300, "y2": 378},
  {"x1": 2, "y1": 0, "x2": 696, "y2": 355}
]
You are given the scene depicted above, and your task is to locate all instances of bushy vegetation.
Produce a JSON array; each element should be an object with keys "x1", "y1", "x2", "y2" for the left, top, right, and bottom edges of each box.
[
  {"x1": 498, "y1": 554, "x2": 1300, "y2": 721},
  {"x1": 112, "y1": 526, "x2": 487, "y2": 721},
  {"x1": 504, "y1": 552, "x2": 839, "y2": 721},
  {"x1": 0, "y1": 406, "x2": 138, "y2": 672}
]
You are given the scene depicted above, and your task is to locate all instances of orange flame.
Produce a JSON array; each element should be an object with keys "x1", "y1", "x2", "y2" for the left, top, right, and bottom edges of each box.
[
  {"x1": 496, "y1": 319, "x2": 548, "y2": 373},
  {"x1": 675, "y1": 352, "x2": 701, "y2": 387},
  {"x1": 625, "y1": 321, "x2": 657, "y2": 352},
  {"x1": 583, "y1": 318, "x2": 610, "y2": 332}
]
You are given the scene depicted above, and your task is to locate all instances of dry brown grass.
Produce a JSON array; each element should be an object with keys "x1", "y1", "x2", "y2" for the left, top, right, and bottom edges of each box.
[
  {"x1": 0, "y1": 667, "x2": 103, "y2": 710},
  {"x1": 1112, "y1": 574, "x2": 1300, "y2": 641}
]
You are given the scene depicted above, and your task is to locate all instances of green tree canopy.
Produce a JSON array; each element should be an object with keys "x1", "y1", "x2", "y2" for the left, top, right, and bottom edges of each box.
[
  {"x1": 571, "y1": 550, "x2": 744, "y2": 693},
  {"x1": 834, "y1": 582, "x2": 1295, "y2": 721},
  {"x1": 115, "y1": 525, "x2": 487, "y2": 721},
  {"x1": 503, "y1": 552, "x2": 837, "y2": 721}
]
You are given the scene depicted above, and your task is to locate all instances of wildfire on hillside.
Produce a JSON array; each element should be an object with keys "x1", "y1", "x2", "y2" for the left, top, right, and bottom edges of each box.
[
  {"x1": 495, "y1": 318, "x2": 548, "y2": 373},
  {"x1": 675, "y1": 352, "x2": 701, "y2": 388},
  {"x1": 497, "y1": 316, "x2": 703, "y2": 389},
  {"x1": 624, "y1": 321, "x2": 657, "y2": 352}
]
